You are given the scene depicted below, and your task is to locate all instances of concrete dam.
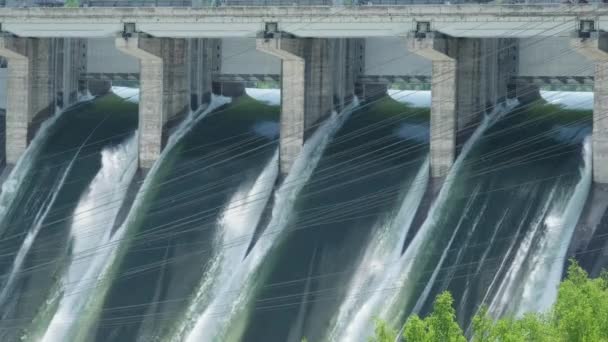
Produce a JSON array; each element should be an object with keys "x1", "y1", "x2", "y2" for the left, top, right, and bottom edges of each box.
[{"x1": 0, "y1": 3, "x2": 603, "y2": 342}]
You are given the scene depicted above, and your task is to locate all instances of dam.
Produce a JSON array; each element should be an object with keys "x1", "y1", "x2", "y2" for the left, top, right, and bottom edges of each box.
[{"x1": 0, "y1": 2, "x2": 604, "y2": 342}]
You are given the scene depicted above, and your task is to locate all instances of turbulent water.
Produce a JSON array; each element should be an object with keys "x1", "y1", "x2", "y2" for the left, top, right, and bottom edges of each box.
[
  {"x1": 90, "y1": 95, "x2": 279, "y2": 342},
  {"x1": 0, "y1": 87, "x2": 601, "y2": 342},
  {"x1": 232, "y1": 95, "x2": 430, "y2": 342},
  {"x1": 387, "y1": 95, "x2": 592, "y2": 333},
  {"x1": 0, "y1": 93, "x2": 138, "y2": 341}
]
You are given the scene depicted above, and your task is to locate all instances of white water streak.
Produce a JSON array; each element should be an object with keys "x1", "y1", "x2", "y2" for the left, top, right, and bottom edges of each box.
[
  {"x1": 334, "y1": 101, "x2": 518, "y2": 341},
  {"x1": 183, "y1": 102, "x2": 357, "y2": 342},
  {"x1": 0, "y1": 126, "x2": 92, "y2": 308},
  {"x1": 327, "y1": 156, "x2": 429, "y2": 341},
  {"x1": 40, "y1": 135, "x2": 138, "y2": 342},
  {"x1": 73, "y1": 95, "x2": 231, "y2": 339},
  {"x1": 488, "y1": 137, "x2": 592, "y2": 317},
  {"x1": 170, "y1": 150, "x2": 279, "y2": 340}
]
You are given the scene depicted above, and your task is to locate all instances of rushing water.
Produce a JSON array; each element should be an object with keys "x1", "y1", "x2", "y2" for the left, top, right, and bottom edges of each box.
[
  {"x1": 231, "y1": 95, "x2": 429, "y2": 342},
  {"x1": 91, "y1": 95, "x2": 279, "y2": 342},
  {"x1": 0, "y1": 87, "x2": 600, "y2": 342},
  {"x1": 0, "y1": 94, "x2": 138, "y2": 341},
  {"x1": 397, "y1": 97, "x2": 592, "y2": 332}
]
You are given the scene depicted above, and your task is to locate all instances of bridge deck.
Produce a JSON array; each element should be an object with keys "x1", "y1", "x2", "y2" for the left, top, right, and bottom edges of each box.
[{"x1": 0, "y1": 4, "x2": 605, "y2": 37}]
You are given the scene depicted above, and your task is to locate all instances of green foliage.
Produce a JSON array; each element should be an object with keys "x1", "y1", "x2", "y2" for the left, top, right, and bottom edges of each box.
[
  {"x1": 376, "y1": 260, "x2": 608, "y2": 342},
  {"x1": 64, "y1": 0, "x2": 79, "y2": 7},
  {"x1": 369, "y1": 319, "x2": 398, "y2": 342}
]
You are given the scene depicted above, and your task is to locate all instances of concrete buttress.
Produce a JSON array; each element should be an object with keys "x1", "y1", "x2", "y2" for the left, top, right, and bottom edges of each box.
[
  {"x1": 572, "y1": 32, "x2": 608, "y2": 184},
  {"x1": 0, "y1": 36, "x2": 55, "y2": 165},
  {"x1": 256, "y1": 35, "x2": 336, "y2": 176},
  {"x1": 116, "y1": 34, "x2": 189, "y2": 169}
]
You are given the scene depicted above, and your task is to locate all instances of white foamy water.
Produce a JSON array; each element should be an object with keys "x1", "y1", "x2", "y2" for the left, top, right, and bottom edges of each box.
[
  {"x1": 541, "y1": 91, "x2": 593, "y2": 110},
  {"x1": 332, "y1": 101, "x2": 517, "y2": 341},
  {"x1": 168, "y1": 151, "x2": 278, "y2": 341},
  {"x1": 0, "y1": 115, "x2": 104, "y2": 309},
  {"x1": 70, "y1": 95, "x2": 231, "y2": 340},
  {"x1": 488, "y1": 137, "x2": 592, "y2": 317},
  {"x1": 388, "y1": 90, "x2": 431, "y2": 108},
  {"x1": 327, "y1": 156, "x2": 429, "y2": 341},
  {"x1": 39, "y1": 135, "x2": 138, "y2": 342},
  {"x1": 245, "y1": 88, "x2": 280, "y2": 106},
  {"x1": 182, "y1": 102, "x2": 357, "y2": 342},
  {"x1": 111, "y1": 86, "x2": 140, "y2": 104}
]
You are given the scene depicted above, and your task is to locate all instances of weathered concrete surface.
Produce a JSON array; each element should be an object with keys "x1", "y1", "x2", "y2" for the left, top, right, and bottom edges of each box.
[
  {"x1": 408, "y1": 33, "x2": 516, "y2": 178},
  {"x1": 0, "y1": 36, "x2": 55, "y2": 165},
  {"x1": 88, "y1": 79, "x2": 112, "y2": 96},
  {"x1": 257, "y1": 36, "x2": 308, "y2": 176},
  {"x1": 257, "y1": 35, "x2": 353, "y2": 175},
  {"x1": 407, "y1": 32, "x2": 457, "y2": 179},
  {"x1": 116, "y1": 34, "x2": 190, "y2": 169},
  {"x1": 572, "y1": 32, "x2": 608, "y2": 184},
  {"x1": 0, "y1": 5, "x2": 604, "y2": 38}
]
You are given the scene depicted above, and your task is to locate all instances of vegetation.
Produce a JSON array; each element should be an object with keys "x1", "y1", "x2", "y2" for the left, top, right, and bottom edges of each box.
[
  {"x1": 64, "y1": 0, "x2": 79, "y2": 7},
  {"x1": 371, "y1": 260, "x2": 608, "y2": 342}
]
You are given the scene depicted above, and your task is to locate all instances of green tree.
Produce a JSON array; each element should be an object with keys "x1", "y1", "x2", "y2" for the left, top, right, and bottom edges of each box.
[
  {"x1": 374, "y1": 260, "x2": 608, "y2": 342},
  {"x1": 370, "y1": 318, "x2": 398, "y2": 342},
  {"x1": 401, "y1": 292, "x2": 465, "y2": 342}
]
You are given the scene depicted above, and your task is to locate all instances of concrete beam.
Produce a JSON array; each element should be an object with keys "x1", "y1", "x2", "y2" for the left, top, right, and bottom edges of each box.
[
  {"x1": 407, "y1": 32, "x2": 457, "y2": 179},
  {"x1": 572, "y1": 32, "x2": 608, "y2": 184},
  {"x1": 0, "y1": 6, "x2": 600, "y2": 38},
  {"x1": 0, "y1": 36, "x2": 55, "y2": 165},
  {"x1": 116, "y1": 34, "x2": 190, "y2": 169}
]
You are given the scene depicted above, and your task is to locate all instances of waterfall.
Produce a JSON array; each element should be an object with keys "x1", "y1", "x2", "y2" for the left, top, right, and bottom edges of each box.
[
  {"x1": 0, "y1": 114, "x2": 63, "y2": 230},
  {"x1": 36, "y1": 134, "x2": 138, "y2": 342},
  {"x1": 331, "y1": 101, "x2": 517, "y2": 341},
  {"x1": 488, "y1": 136, "x2": 592, "y2": 317},
  {"x1": 327, "y1": 156, "x2": 429, "y2": 341},
  {"x1": 181, "y1": 104, "x2": 356, "y2": 342},
  {"x1": 168, "y1": 150, "x2": 278, "y2": 340},
  {"x1": 0, "y1": 115, "x2": 104, "y2": 310},
  {"x1": 70, "y1": 95, "x2": 231, "y2": 340}
]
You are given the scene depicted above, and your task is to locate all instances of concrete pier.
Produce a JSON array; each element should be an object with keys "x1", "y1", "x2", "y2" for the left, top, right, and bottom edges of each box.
[
  {"x1": 572, "y1": 32, "x2": 608, "y2": 184},
  {"x1": 407, "y1": 32, "x2": 515, "y2": 178},
  {"x1": 407, "y1": 32, "x2": 457, "y2": 179},
  {"x1": 0, "y1": 36, "x2": 55, "y2": 165},
  {"x1": 116, "y1": 34, "x2": 190, "y2": 169},
  {"x1": 256, "y1": 35, "x2": 336, "y2": 176}
]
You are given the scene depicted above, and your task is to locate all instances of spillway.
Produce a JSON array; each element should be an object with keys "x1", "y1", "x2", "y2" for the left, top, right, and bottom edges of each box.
[
  {"x1": 230, "y1": 94, "x2": 430, "y2": 342},
  {"x1": 178, "y1": 98, "x2": 359, "y2": 342},
  {"x1": 0, "y1": 93, "x2": 138, "y2": 341},
  {"x1": 90, "y1": 94, "x2": 279, "y2": 342},
  {"x1": 391, "y1": 93, "x2": 592, "y2": 333}
]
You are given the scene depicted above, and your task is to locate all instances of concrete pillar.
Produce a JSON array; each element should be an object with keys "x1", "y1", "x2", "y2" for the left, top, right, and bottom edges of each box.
[
  {"x1": 407, "y1": 33, "x2": 516, "y2": 178},
  {"x1": 257, "y1": 35, "x2": 335, "y2": 176},
  {"x1": 257, "y1": 36, "x2": 307, "y2": 176},
  {"x1": 116, "y1": 34, "x2": 190, "y2": 169},
  {"x1": 88, "y1": 79, "x2": 112, "y2": 96},
  {"x1": 407, "y1": 32, "x2": 458, "y2": 179},
  {"x1": 571, "y1": 32, "x2": 608, "y2": 184},
  {"x1": 0, "y1": 36, "x2": 55, "y2": 165}
]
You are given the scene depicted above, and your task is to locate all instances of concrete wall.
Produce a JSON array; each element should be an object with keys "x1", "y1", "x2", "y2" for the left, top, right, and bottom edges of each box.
[
  {"x1": 518, "y1": 36, "x2": 591, "y2": 77},
  {"x1": 87, "y1": 37, "x2": 139, "y2": 74},
  {"x1": 364, "y1": 37, "x2": 430, "y2": 77},
  {"x1": 220, "y1": 38, "x2": 280, "y2": 75}
]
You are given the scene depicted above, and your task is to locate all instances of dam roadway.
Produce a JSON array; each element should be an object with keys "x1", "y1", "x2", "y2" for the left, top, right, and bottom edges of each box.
[{"x1": 0, "y1": 4, "x2": 607, "y2": 38}]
